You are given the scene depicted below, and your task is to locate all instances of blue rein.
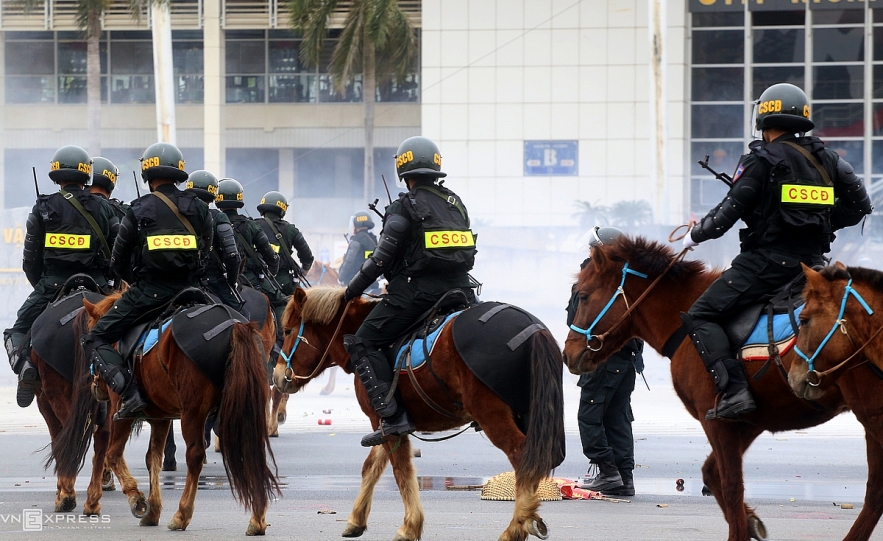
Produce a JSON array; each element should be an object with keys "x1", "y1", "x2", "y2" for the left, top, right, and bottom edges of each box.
[
  {"x1": 280, "y1": 320, "x2": 305, "y2": 380},
  {"x1": 569, "y1": 262, "x2": 648, "y2": 351},
  {"x1": 794, "y1": 278, "x2": 873, "y2": 372}
]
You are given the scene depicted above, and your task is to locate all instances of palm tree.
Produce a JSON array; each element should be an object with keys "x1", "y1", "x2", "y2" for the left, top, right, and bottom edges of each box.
[
  {"x1": 572, "y1": 200, "x2": 610, "y2": 229},
  {"x1": 609, "y1": 200, "x2": 654, "y2": 229},
  {"x1": 289, "y1": 0, "x2": 418, "y2": 202}
]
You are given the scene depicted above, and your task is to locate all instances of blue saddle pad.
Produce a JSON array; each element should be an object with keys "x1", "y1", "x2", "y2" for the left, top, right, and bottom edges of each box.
[
  {"x1": 139, "y1": 320, "x2": 172, "y2": 355},
  {"x1": 394, "y1": 311, "x2": 463, "y2": 370},
  {"x1": 742, "y1": 304, "x2": 804, "y2": 347}
]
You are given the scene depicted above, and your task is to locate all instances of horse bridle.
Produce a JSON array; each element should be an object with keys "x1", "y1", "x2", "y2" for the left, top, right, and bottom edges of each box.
[
  {"x1": 281, "y1": 301, "x2": 350, "y2": 382},
  {"x1": 793, "y1": 278, "x2": 876, "y2": 387}
]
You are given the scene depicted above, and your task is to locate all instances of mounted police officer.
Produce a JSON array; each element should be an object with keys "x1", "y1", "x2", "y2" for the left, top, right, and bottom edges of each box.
[
  {"x1": 185, "y1": 170, "x2": 241, "y2": 309},
  {"x1": 4, "y1": 145, "x2": 119, "y2": 408},
  {"x1": 89, "y1": 157, "x2": 129, "y2": 222},
  {"x1": 682, "y1": 83, "x2": 872, "y2": 420},
  {"x1": 82, "y1": 143, "x2": 213, "y2": 421},
  {"x1": 256, "y1": 191, "x2": 314, "y2": 296},
  {"x1": 339, "y1": 211, "x2": 379, "y2": 293},
  {"x1": 343, "y1": 136, "x2": 478, "y2": 447}
]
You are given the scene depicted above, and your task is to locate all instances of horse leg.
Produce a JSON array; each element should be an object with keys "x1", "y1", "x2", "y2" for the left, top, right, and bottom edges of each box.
[
  {"x1": 701, "y1": 451, "x2": 765, "y2": 540},
  {"x1": 342, "y1": 444, "x2": 390, "y2": 537},
  {"x1": 38, "y1": 397, "x2": 77, "y2": 513},
  {"x1": 704, "y1": 423, "x2": 762, "y2": 541},
  {"x1": 83, "y1": 419, "x2": 111, "y2": 515},
  {"x1": 105, "y1": 418, "x2": 149, "y2": 519},
  {"x1": 267, "y1": 387, "x2": 280, "y2": 437},
  {"x1": 843, "y1": 430, "x2": 883, "y2": 541},
  {"x1": 278, "y1": 392, "x2": 289, "y2": 424},
  {"x1": 386, "y1": 437, "x2": 424, "y2": 541},
  {"x1": 162, "y1": 423, "x2": 177, "y2": 471},
  {"x1": 168, "y1": 415, "x2": 207, "y2": 531},
  {"x1": 141, "y1": 420, "x2": 170, "y2": 526}
]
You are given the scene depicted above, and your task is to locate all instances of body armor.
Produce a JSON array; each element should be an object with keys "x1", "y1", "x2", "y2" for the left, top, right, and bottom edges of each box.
[{"x1": 340, "y1": 229, "x2": 378, "y2": 284}]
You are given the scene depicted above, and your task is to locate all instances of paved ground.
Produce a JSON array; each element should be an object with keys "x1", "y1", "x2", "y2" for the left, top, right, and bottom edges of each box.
[{"x1": 0, "y1": 353, "x2": 880, "y2": 540}]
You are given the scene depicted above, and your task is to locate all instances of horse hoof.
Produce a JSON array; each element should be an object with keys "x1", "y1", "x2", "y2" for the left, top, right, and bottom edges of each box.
[
  {"x1": 528, "y1": 518, "x2": 549, "y2": 540},
  {"x1": 748, "y1": 513, "x2": 768, "y2": 540},
  {"x1": 101, "y1": 479, "x2": 116, "y2": 491},
  {"x1": 55, "y1": 497, "x2": 76, "y2": 513},
  {"x1": 129, "y1": 494, "x2": 149, "y2": 519},
  {"x1": 277, "y1": 411, "x2": 287, "y2": 424},
  {"x1": 140, "y1": 516, "x2": 159, "y2": 527},
  {"x1": 162, "y1": 461, "x2": 177, "y2": 472},
  {"x1": 167, "y1": 519, "x2": 185, "y2": 531},
  {"x1": 392, "y1": 535, "x2": 415, "y2": 541},
  {"x1": 269, "y1": 430, "x2": 279, "y2": 438},
  {"x1": 701, "y1": 485, "x2": 712, "y2": 496},
  {"x1": 246, "y1": 523, "x2": 267, "y2": 536},
  {"x1": 341, "y1": 523, "x2": 366, "y2": 537},
  {"x1": 83, "y1": 503, "x2": 100, "y2": 516}
]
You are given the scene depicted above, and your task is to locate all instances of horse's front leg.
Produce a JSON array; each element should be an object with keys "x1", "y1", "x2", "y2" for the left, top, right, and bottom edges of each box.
[
  {"x1": 267, "y1": 387, "x2": 281, "y2": 437},
  {"x1": 140, "y1": 420, "x2": 170, "y2": 526},
  {"x1": 83, "y1": 418, "x2": 111, "y2": 515},
  {"x1": 168, "y1": 415, "x2": 207, "y2": 531},
  {"x1": 343, "y1": 443, "x2": 391, "y2": 537},
  {"x1": 704, "y1": 422, "x2": 761, "y2": 541},
  {"x1": 843, "y1": 429, "x2": 883, "y2": 541},
  {"x1": 386, "y1": 437, "x2": 424, "y2": 541},
  {"x1": 105, "y1": 417, "x2": 149, "y2": 519}
]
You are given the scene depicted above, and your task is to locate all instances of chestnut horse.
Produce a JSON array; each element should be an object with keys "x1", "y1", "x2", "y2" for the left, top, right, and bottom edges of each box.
[
  {"x1": 52, "y1": 293, "x2": 279, "y2": 535},
  {"x1": 564, "y1": 236, "x2": 849, "y2": 541},
  {"x1": 789, "y1": 263, "x2": 883, "y2": 541},
  {"x1": 272, "y1": 287, "x2": 564, "y2": 541},
  {"x1": 305, "y1": 261, "x2": 340, "y2": 286}
]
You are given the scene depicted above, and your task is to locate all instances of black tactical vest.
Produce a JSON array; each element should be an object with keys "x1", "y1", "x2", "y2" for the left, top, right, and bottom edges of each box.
[
  {"x1": 257, "y1": 216, "x2": 291, "y2": 271},
  {"x1": 37, "y1": 189, "x2": 108, "y2": 274},
  {"x1": 204, "y1": 208, "x2": 227, "y2": 276},
  {"x1": 130, "y1": 191, "x2": 204, "y2": 278},
  {"x1": 393, "y1": 184, "x2": 476, "y2": 278}
]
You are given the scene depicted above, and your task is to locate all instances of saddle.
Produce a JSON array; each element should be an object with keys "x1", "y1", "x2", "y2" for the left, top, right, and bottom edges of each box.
[{"x1": 32, "y1": 286, "x2": 106, "y2": 382}]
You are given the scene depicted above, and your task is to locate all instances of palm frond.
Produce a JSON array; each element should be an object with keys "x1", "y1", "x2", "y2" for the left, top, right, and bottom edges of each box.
[
  {"x1": 329, "y1": 2, "x2": 367, "y2": 93},
  {"x1": 289, "y1": 0, "x2": 338, "y2": 67},
  {"x1": 373, "y1": 6, "x2": 416, "y2": 83},
  {"x1": 11, "y1": 0, "x2": 47, "y2": 14}
]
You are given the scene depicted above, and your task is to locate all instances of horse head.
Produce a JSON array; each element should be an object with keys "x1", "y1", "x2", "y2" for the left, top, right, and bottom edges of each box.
[
  {"x1": 791, "y1": 262, "x2": 875, "y2": 400},
  {"x1": 273, "y1": 286, "x2": 372, "y2": 393}
]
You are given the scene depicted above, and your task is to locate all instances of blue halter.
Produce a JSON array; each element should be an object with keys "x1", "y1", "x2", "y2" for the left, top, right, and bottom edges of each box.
[
  {"x1": 280, "y1": 320, "x2": 305, "y2": 381},
  {"x1": 793, "y1": 278, "x2": 874, "y2": 372},
  {"x1": 569, "y1": 262, "x2": 648, "y2": 351}
]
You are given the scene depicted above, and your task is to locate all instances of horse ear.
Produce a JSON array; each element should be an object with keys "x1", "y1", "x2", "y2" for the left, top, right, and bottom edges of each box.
[
  {"x1": 293, "y1": 287, "x2": 307, "y2": 306},
  {"x1": 802, "y1": 263, "x2": 825, "y2": 293},
  {"x1": 82, "y1": 298, "x2": 97, "y2": 318},
  {"x1": 834, "y1": 261, "x2": 847, "y2": 270},
  {"x1": 592, "y1": 246, "x2": 608, "y2": 269}
]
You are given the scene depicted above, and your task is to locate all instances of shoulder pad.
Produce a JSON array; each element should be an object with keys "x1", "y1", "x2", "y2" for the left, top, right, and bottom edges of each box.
[
  {"x1": 836, "y1": 157, "x2": 856, "y2": 178},
  {"x1": 384, "y1": 213, "x2": 410, "y2": 234}
]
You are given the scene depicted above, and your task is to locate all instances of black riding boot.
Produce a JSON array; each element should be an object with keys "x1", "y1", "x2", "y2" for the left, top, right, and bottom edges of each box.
[
  {"x1": 681, "y1": 313, "x2": 756, "y2": 420},
  {"x1": 582, "y1": 460, "x2": 624, "y2": 493},
  {"x1": 5, "y1": 331, "x2": 39, "y2": 408},
  {"x1": 344, "y1": 335, "x2": 415, "y2": 447},
  {"x1": 603, "y1": 470, "x2": 635, "y2": 497},
  {"x1": 87, "y1": 339, "x2": 147, "y2": 421}
]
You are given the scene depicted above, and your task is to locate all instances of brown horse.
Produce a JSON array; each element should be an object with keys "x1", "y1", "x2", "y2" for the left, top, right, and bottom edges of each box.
[
  {"x1": 789, "y1": 263, "x2": 883, "y2": 541},
  {"x1": 52, "y1": 293, "x2": 279, "y2": 535},
  {"x1": 272, "y1": 287, "x2": 564, "y2": 541},
  {"x1": 305, "y1": 261, "x2": 340, "y2": 287},
  {"x1": 563, "y1": 236, "x2": 849, "y2": 541}
]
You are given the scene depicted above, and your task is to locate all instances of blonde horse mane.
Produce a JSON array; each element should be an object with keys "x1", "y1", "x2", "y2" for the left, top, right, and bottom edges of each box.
[{"x1": 300, "y1": 287, "x2": 347, "y2": 325}]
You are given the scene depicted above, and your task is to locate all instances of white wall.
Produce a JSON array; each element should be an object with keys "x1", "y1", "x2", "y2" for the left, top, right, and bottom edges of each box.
[{"x1": 421, "y1": 0, "x2": 688, "y2": 227}]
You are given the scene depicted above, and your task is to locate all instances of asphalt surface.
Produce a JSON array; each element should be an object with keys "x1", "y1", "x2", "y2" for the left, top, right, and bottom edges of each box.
[{"x1": 0, "y1": 360, "x2": 880, "y2": 541}]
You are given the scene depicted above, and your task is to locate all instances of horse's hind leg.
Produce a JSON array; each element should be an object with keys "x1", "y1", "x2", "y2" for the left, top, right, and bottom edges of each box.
[
  {"x1": 343, "y1": 444, "x2": 390, "y2": 537},
  {"x1": 39, "y1": 397, "x2": 77, "y2": 513},
  {"x1": 83, "y1": 419, "x2": 111, "y2": 515},
  {"x1": 141, "y1": 420, "x2": 170, "y2": 526},
  {"x1": 168, "y1": 415, "x2": 207, "y2": 531},
  {"x1": 843, "y1": 430, "x2": 883, "y2": 541},
  {"x1": 386, "y1": 437, "x2": 424, "y2": 541},
  {"x1": 701, "y1": 451, "x2": 764, "y2": 539}
]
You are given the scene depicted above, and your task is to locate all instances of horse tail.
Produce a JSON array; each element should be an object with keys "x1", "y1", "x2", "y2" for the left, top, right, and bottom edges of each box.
[
  {"x1": 48, "y1": 310, "x2": 101, "y2": 477},
  {"x1": 518, "y1": 329, "x2": 566, "y2": 487},
  {"x1": 217, "y1": 322, "x2": 280, "y2": 515}
]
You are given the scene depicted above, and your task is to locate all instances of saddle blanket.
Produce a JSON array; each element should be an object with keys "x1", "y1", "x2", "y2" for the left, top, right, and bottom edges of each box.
[
  {"x1": 138, "y1": 320, "x2": 172, "y2": 356},
  {"x1": 171, "y1": 304, "x2": 249, "y2": 390},
  {"x1": 394, "y1": 311, "x2": 463, "y2": 371},
  {"x1": 32, "y1": 290, "x2": 106, "y2": 382},
  {"x1": 739, "y1": 304, "x2": 804, "y2": 361}
]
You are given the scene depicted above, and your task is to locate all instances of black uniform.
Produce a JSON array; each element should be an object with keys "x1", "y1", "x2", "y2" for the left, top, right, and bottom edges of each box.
[
  {"x1": 225, "y1": 212, "x2": 280, "y2": 296},
  {"x1": 202, "y1": 208, "x2": 242, "y2": 308},
  {"x1": 685, "y1": 133, "x2": 872, "y2": 419},
  {"x1": 339, "y1": 229, "x2": 379, "y2": 292},
  {"x1": 8, "y1": 184, "x2": 119, "y2": 337},
  {"x1": 257, "y1": 212, "x2": 314, "y2": 296}
]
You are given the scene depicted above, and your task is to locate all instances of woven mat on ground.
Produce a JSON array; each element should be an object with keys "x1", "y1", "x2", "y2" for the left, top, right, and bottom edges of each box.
[{"x1": 480, "y1": 471, "x2": 562, "y2": 501}]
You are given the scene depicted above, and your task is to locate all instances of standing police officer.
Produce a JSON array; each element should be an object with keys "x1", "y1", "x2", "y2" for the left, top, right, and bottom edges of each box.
[
  {"x1": 256, "y1": 191, "x2": 314, "y2": 296},
  {"x1": 82, "y1": 143, "x2": 213, "y2": 421},
  {"x1": 339, "y1": 211, "x2": 379, "y2": 293},
  {"x1": 184, "y1": 170, "x2": 241, "y2": 308},
  {"x1": 89, "y1": 157, "x2": 129, "y2": 222},
  {"x1": 4, "y1": 146, "x2": 119, "y2": 408},
  {"x1": 343, "y1": 136, "x2": 477, "y2": 447},
  {"x1": 682, "y1": 83, "x2": 872, "y2": 420}
]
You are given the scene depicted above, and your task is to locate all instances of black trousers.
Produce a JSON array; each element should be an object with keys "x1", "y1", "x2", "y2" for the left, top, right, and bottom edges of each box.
[{"x1": 577, "y1": 351, "x2": 636, "y2": 478}]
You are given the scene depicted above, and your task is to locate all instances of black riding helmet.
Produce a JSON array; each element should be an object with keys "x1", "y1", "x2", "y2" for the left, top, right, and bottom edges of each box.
[
  {"x1": 140, "y1": 142, "x2": 188, "y2": 183},
  {"x1": 91, "y1": 156, "x2": 119, "y2": 193},
  {"x1": 216, "y1": 178, "x2": 245, "y2": 209},
  {"x1": 352, "y1": 211, "x2": 375, "y2": 230},
  {"x1": 755, "y1": 83, "x2": 814, "y2": 133},
  {"x1": 185, "y1": 170, "x2": 219, "y2": 203},
  {"x1": 394, "y1": 136, "x2": 446, "y2": 179},
  {"x1": 257, "y1": 191, "x2": 288, "y2": 218},
  {"x1": 48, "y1": 145, "x2": 92, "y2": 185}
]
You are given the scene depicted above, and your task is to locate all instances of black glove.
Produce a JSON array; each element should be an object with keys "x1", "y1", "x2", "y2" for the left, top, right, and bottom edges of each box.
[
  {"x1": 302, "y1": 262, "x2": 312, "y2": 272},
  {"x1": 343, "y1": 287, "x2": 358, "y2": 303}
]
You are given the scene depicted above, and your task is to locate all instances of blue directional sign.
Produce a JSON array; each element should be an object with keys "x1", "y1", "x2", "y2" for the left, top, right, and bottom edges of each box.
[{"x1": 524, "y1": 140, "x2": 578, "y2": 176}]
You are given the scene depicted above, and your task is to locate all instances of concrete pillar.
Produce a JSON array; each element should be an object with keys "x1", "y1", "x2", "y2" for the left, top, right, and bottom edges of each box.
[
  {"x1": 0, "y1": 31, "x2": 6, "y2": 209},
  {"x1": 152, "y1": 2, "x2": 177, "y2": 144},
  {"x1": 203, "y1": 0, "x2": 225, "y2": 176},
  {"x1": 278, "y1": 148, "x2": 294, "y2": 198}
]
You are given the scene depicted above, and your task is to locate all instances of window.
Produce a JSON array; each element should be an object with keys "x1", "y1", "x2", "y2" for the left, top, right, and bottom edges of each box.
[
  {"x1": 5, "y1": 34, "x2": 55, "y2": 103},
  {"x1": 173, "y1": 31, "x2": 204, "y2": 103}
]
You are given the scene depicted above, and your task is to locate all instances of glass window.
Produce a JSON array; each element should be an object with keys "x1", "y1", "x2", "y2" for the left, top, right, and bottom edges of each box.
[
  {"x1": 177, "y1": 76, "x2": 204, "y2": 104},
  {"x1": 111, "y1": 75, "x2": 154, "y2": 104},
  {"x1": 58, "y1": 41, "x2": 108, "y2": 75},
  {"x1": 269, "y1": 40, "x2": 303, "y2": 73},
  {"x1": 173, "y1": 41, "x2": 203, "y2": 74},
  {"x1": 872, "y1": 140, "x2": 883, "y2": 173},
  {"x1": 377, "y1": 74, "x2": 420, "y2": 103},
  {"x1": 690, "y1": 141, "x2": 745, "y2": 177},
  {"x1": 873, "y1": 65, "x2": 883, "y2": 99},
  {"x1": 700, "y1": 178, "x2": 730, "y2": 207},
  {"x1": 813, "y1": 28, "x2": 864, "y2": 63},
  {"x1": 813, "y1": 65, "x2": 864, "y2": 100},
  {"x1": 872, "y1": 103, "x2": 883, "y2": 136},
  {"x1": 226, "y1": 76, "x2": 265, "y2": 103},
  {"x1": 752, "y1": 11, "x2": 804, "y2": 27},
  {"x1": 753, "y1": 29, "x2": 804, "y2": 64},
  {"x1": 111, "y1": 41, "x2": 153, "y2": 74},
  {"x1": 753, "y1": 66, "x2": 803, "y2": 99},
  {"x1": 874, "y1": 27, "x2": 883, "y2": 61},
  {"x1": 812, "y1": 102, "x2": 864, "y2": 137},
  {"x1": 692, "y1": 67, "x2": 743, "y2": 101},
  {"x1": 5, "y1": 77, "x2": 55, "y2": 103},
  {"x1": 692, "y1": 12, "x2": 743, "y2": 28},
  {"x1": 5, "y1": 41, "x2": 54, "y2": 75},
  {"x1": 824, "y1": 140, "x2": 864, "y2": 174},
  {"x1": 318, "y1": 74, "x2": 362, "y2": 103},
  {"x1": 692, "y1": 30, "x2": 744, "y2": 64},
  {"x1": 813, "y1": 10, "x2": 864, "y2": 26},
  {"x1": 226, "y1": 41, "x2": 265, "y2": 74},
  {"x1": 691, "y1": 104, "x2": 744, "y2": 139},
  {"x1": 269, "y1": 74, "x2": 316, "y2": 102}
]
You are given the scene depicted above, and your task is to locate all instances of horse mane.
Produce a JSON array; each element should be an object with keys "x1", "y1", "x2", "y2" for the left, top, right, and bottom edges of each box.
[
  {"x1": 821, "y1": 265, "x2": 883, "y2": 291},
  {"x1": 300, "y1": 287, "x2": 347, "y2": 324},
  {"x1": 584, "y1": 235, "x2": 708, "y2": 283},
  {"x1": 88, "y1": 292, "x2": 121, "y2": 322}
]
